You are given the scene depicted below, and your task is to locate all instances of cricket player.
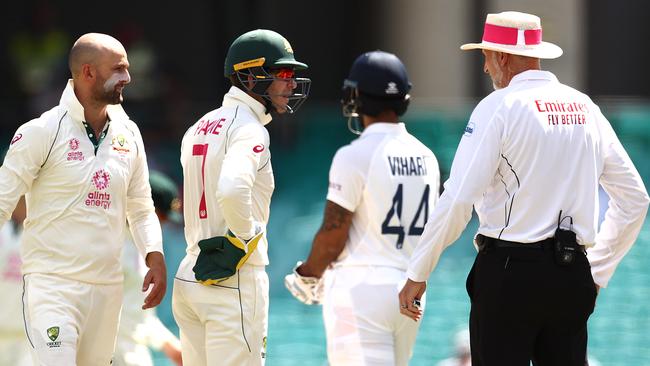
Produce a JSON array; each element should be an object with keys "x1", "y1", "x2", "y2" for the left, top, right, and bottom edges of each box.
[
  {"x1": 115, "y1": 171, "x2": 182, "y2": 366},
  {"x1": 172, "y1": 29, "x2": 310, "y2": 366},
  {"x1": 0, "y1": 197, "x2": 32, "y2": 366},
  {"x1": 0, "y1": 33, "x2": 166, "y2": 365},
  {"x1": 285, "y1": 50, "x2": 440, "y2": 366}
]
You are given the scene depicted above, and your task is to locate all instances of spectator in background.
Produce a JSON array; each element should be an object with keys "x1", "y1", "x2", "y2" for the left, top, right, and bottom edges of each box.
[
  {"x1": 437, "y1": 329, "x2": 471, "y2": 366},
  {"x1": 115, "y1": 171, "x2": 182, "y2": 366},
  {"x1": 0, "y1": 197, "x2": 31, "y2": 366},
  {"x1": 9, "y1": 1, "x2": 69, "y2": 115}
]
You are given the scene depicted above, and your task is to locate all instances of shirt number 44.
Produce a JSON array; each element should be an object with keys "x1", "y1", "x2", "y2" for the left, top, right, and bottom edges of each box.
[{"x1": 381, "y1": 184, "x2": 430, "y2": 249}]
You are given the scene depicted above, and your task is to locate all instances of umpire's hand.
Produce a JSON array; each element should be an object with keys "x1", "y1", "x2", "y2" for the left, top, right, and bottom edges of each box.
[
  {"x1": 142, "y1": 251, "x2": 167, "y2": 309},
  {"x1": 399, "y1": 278, "x2": 426, "y2": 321}
]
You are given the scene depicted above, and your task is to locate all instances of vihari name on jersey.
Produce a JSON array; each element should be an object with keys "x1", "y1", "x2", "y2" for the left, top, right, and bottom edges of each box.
[{"x1": 387, "y1": 155, "x2": 429, "y2": 176}]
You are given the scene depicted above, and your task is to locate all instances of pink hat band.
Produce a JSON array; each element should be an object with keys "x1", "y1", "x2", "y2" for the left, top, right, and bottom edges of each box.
[{"x1": 482, "y1": 23, "x2": 542, "y2": 46}]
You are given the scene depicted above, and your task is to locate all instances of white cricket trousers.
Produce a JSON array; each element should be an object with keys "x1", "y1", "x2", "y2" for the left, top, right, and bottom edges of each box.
[
  {"x1": 323, "y1": 266, "x2": 425, "y2": 366},
  {"x1": 172, "y1": 264, "x2": 269, "y2": 366},
  {"x1": 23, "y1": 273, "x2": 123, "y2": 365}
]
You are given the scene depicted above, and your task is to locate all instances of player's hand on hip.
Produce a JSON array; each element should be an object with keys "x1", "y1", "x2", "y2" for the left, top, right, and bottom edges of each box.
[
  {"x1": 142, "y1": 251, "x2": 167, "y2": 309},
  {"x1": 399, "y1": 278, "x2": 426, "y2": 321}
]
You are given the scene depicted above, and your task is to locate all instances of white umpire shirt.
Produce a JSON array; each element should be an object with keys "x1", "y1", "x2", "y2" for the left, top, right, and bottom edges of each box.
[
  {"x1": 327, "y1": 123, "x2": 440, "y2": 270},
  {"x1": 0, "y1": 80, "x2": 163, "y2": 285},
  {"x1": 176, "y1": 86, "x2": 273, "y2": 281},
  {"x1": 407, "y1": 70, "x2": 649, "y2": 287}
]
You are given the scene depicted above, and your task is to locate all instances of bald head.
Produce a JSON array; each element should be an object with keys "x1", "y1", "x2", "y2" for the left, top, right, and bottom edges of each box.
[
  {"x1": 69, "y1": 33, "x2": 131, "y2": 106},
  {"x1": 69, "y1": 33, "x2": 127, "y2": 78}
]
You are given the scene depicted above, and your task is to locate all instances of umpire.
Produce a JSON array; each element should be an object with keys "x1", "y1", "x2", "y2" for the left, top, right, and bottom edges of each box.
[{"x1": 399, "y1": 11, "x2": 649, "y2": 366}]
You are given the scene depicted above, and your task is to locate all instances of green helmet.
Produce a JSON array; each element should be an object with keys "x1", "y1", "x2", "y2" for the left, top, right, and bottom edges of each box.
[
  {"x1": 224, "y1": 29, "x2": 308, "y2": 77},
  {"x1": 223, "y1": 29, "x2": 311, "y2": 114}
]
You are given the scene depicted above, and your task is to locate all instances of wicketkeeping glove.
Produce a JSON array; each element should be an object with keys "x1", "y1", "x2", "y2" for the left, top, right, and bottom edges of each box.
[
  {"x1": 284, "y1": 261, "x2": 324, "y2": 305},
  {"x1": 193, "y1": 228, "x2": 264, "y2": 286}
]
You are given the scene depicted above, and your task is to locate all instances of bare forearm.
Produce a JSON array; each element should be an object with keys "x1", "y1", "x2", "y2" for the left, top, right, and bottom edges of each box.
[
  {"x1": 300, "y1": 231, "x2": 346, "y2": 277},
  {"x1": 298, "y1": 200, "x2": 352, "y2": 278}
]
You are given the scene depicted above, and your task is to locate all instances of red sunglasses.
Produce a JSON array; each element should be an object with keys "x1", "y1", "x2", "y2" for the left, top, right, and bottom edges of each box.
[{"x1": 272, "y1": 68, "x2": 295, "y2": 79}]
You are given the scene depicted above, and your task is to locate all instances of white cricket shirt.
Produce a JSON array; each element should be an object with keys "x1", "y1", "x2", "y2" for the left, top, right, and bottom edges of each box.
[
  {"x1": 407, "y1": 70, "x2": 649, "y2": 287},
  {"x1": 0, "y1": 80, "x2": 163, "y2": 284},
  {"x1": 176, "y1": 86, "x2": 273, "y2": 281},
  {"x1": 327, "y1": 123, "x2": 440, "y2": 270}
]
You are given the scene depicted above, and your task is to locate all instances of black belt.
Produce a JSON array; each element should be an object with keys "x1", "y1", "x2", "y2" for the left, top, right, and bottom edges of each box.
[{"x1": 476, "y1": 234, "x2": 555, "y2": 252}]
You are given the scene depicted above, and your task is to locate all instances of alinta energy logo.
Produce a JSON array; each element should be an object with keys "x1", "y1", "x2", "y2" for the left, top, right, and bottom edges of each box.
[
  {"x1": 67, "y1": 138, "x2": 84, "y2": 161},
  {"x1": 46, "y1": 326, "x2": 61, "y2": 348},
  {"x1": 86, "y1": 169, "x2": 112, "y2": 210}
]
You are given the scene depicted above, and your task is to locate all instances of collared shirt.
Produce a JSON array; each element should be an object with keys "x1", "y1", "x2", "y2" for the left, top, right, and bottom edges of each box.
[
  {"x1": 0, "y1": 79, "x2": 163, "y2": 284},
  {"x1": 327, "y1": 122, "x2": 440, "y2": 270},
  {"x1": 176, "y1": 86, "x2": 273, "y2": 281},
  {"x1": 407, "y1": 70, "x2": 649, "y2": 287}
]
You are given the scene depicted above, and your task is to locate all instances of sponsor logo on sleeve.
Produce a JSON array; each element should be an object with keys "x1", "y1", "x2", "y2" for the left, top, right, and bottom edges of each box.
[
  {"x1": 464, "y1": 122, "x2": 475, "y2": 137},
  {"x1": 329, "y1": 182, "x2": 342, "y2": 191},
  {"x1": 253, "y1": 144, "x2": 265, "y2": 153},
  {"x1": 111, "y1": 134, "x2": 131, "y2": 154},
  {"x1": 86, "y1": 169, "x2": 112, "y2": 210},
  {"x1": 10, "y1": 133, "x2": 22, "y2": 145},
  {"x1": 67, "y1": 138, "x2": 84, "y2": 161},
  {"x1": 46, "y1": 326, "x2": 61, "y2": 347}
]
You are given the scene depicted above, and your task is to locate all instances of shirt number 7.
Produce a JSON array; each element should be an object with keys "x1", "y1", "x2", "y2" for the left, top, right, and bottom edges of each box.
[{"x1": 192, "y1": 143, "x2": 209, "y2": 219}]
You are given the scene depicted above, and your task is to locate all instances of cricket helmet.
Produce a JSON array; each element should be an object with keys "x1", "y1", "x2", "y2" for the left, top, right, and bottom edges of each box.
[
  {"x1": 224, "y1": 29, "x2": 310, "y2": 113},
  {"x1": 342, "y1": 50, "x2": 411, "y2": 125}
]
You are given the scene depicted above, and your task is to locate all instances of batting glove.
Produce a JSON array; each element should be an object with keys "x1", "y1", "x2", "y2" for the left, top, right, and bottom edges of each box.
[{"x1": 284, "y1": 261, "x2": 324, "y2": 305}]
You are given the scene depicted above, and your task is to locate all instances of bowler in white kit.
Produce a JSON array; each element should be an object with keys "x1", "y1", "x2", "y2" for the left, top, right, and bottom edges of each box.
[{"x1": 0, "y1": 33, "x2": 166, "y2": 365}]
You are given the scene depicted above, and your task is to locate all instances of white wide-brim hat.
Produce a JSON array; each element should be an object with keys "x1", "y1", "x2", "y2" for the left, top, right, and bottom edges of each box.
[{"x1": 460, "y1": 11, "x2": 563, "y2": 59}]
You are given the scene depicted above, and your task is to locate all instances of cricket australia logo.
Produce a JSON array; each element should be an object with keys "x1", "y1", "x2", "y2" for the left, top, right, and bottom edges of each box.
[
  {"x1": 111, "y1": 134, "x2": 130, "y2": 154},
  {"x1": 46, "y1": 326, "x2": 61, "y2": 347},
  {"x1": 92, "y1": 169, "x2": 111, "y2": 190}
]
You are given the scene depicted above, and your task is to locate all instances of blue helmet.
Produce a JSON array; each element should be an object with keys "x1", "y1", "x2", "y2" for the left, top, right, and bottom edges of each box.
[{"x1": 342, "y1": 50, "x2": 411, "y2": 122}]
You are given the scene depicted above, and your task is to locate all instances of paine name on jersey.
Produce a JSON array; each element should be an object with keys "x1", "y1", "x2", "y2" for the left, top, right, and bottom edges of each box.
[{"x1": 387, "y1": 155, "x2": 428, "y2": 176}]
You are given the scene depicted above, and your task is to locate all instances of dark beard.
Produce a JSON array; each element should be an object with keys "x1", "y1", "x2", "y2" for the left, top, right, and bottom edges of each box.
[
  {"x1": 94, "y1": 83, "x2": 123, "y2": 105},
  {"x1": 102, "y1": 89, "x2": 123, "y2": 105}
]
